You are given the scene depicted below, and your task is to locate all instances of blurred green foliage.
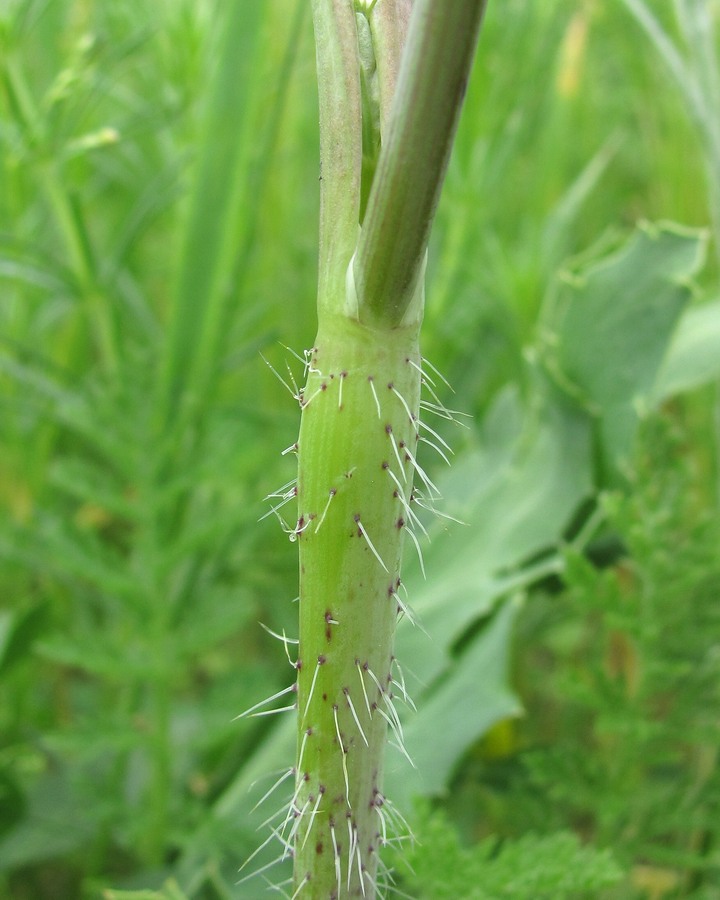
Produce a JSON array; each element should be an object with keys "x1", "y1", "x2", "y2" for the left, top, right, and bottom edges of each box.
[
  {"x1": 1, "y1": 0, "x2": 719, "y2": 898},
  {"x1": 389, "y1": 803, "x2": 623, "y2": 898}
]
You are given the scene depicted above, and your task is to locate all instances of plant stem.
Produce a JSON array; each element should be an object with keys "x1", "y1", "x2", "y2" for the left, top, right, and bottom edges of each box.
[
  {"x1": 147, "y1": 677, "x2": 172, "y2": 866},
  {"x1": 354, "y1": 0, "x2": 488, "y2": 329},
  {"x1": 295, "y1": 312, "x2": 421, "y2": 896},
  {"x1": 312, "y1": 0, "x2": 363, "y2": 313},
  {"x1": 290, "y1": 1, "x2": 487, "y2": 895},
  {"x1": 367, "y1": 0, "x2": 412, "y2": 135},
  {"x1": 2, "y1": 54, "x2": 120, "y2": 374}
]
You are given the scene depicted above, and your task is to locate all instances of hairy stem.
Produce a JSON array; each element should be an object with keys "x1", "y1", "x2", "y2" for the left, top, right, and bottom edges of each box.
[
  {"x1": 294, "y1": 313, "x2": 421, "y2": 896},
  {"x1": 290, "y1": 0, "x2": 487, "y2": 894}
]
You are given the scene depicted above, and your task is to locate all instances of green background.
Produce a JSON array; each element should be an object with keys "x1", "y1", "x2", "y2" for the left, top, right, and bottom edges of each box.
[{"x1": 1, "y1": 1, "x2": 719, "y2": 897}]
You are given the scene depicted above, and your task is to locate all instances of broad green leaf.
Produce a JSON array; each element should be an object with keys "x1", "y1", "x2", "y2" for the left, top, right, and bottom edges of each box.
[
  {"x1": 549, "y1": 222, "x2": 707, "y2": 479},
  {"x1": 382, "y1": 381, "x2": 593, "y2": 805},
  {"x1": 652, "y1": 299, "x2": 720, "y2": 403},
  {"x1": 388, "y1": 596, "x2": 523, "y2": 807},
  {"x1": 397, "y1": 383, "x2": 592, "y2": 688}
]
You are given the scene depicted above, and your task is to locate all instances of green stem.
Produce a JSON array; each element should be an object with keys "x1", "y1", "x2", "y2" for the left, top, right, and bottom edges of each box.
[
  {"x1": 312, "y1": 0, "x2": 363, "y2": 312},
  {"x1": 40, "y1": 167, "x2": 119, "y2": 374},
  {"x1": 3, "y1": 54, "x2": 119, "y2": 374},
  {"x1": 146, "y1": 677, "x2": 172, "y2": 866},
  {"x1": 354, "y1": 0, "x2": 488, "y2": 329},
  {"x1": 295, "y1": 313, "x2": 422, "y2": 896},
  {"x1": 367, "y1": 0, "x2": 412, "y2": 135},
  {"x1": 291, "y1": 1, "x2": 488, "y2": 894}
]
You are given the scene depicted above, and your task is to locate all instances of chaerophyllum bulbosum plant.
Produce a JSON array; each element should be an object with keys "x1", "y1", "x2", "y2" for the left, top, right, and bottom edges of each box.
[{"x1": 243, "y1": 1, "x2": 488, "y2": 896}]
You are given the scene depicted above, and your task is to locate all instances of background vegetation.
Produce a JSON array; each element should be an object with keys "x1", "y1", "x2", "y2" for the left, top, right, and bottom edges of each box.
[{"x1": 1, "y1": 0, "x2": 719, "y2": 897}]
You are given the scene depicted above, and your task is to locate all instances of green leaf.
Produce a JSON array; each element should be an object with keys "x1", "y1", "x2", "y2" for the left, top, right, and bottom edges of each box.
[
  {"x1": 0, "y1": 769, "x2": 25, "y2": 841},
  {"x1": 388, "y1": 597, "x2": 523, "y2": 806},
  {"x1": 398, "y1": 383, "x2": 592, "y2": 688},
  {"x1": 385, "y1": 381, "x2": 592, "y2": 804},
  {"x1": 0, "y1": 604, "x2": 48, "y2": 676},
  {"x1": 652, "y1": 299, "x2": 720, "y2": 403},
  {"x1": 0, "y1": 772, "x2": 100, "y2": 870},
  {"x1": 393, "y1": 806, "x2": 624, "y2": 899},
  {"x1": 549, "y1": 222, "x2": 707, "y2": 479},
  {"x1": 159, "y1": 0, "x2": 264, "y2": 426}
]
